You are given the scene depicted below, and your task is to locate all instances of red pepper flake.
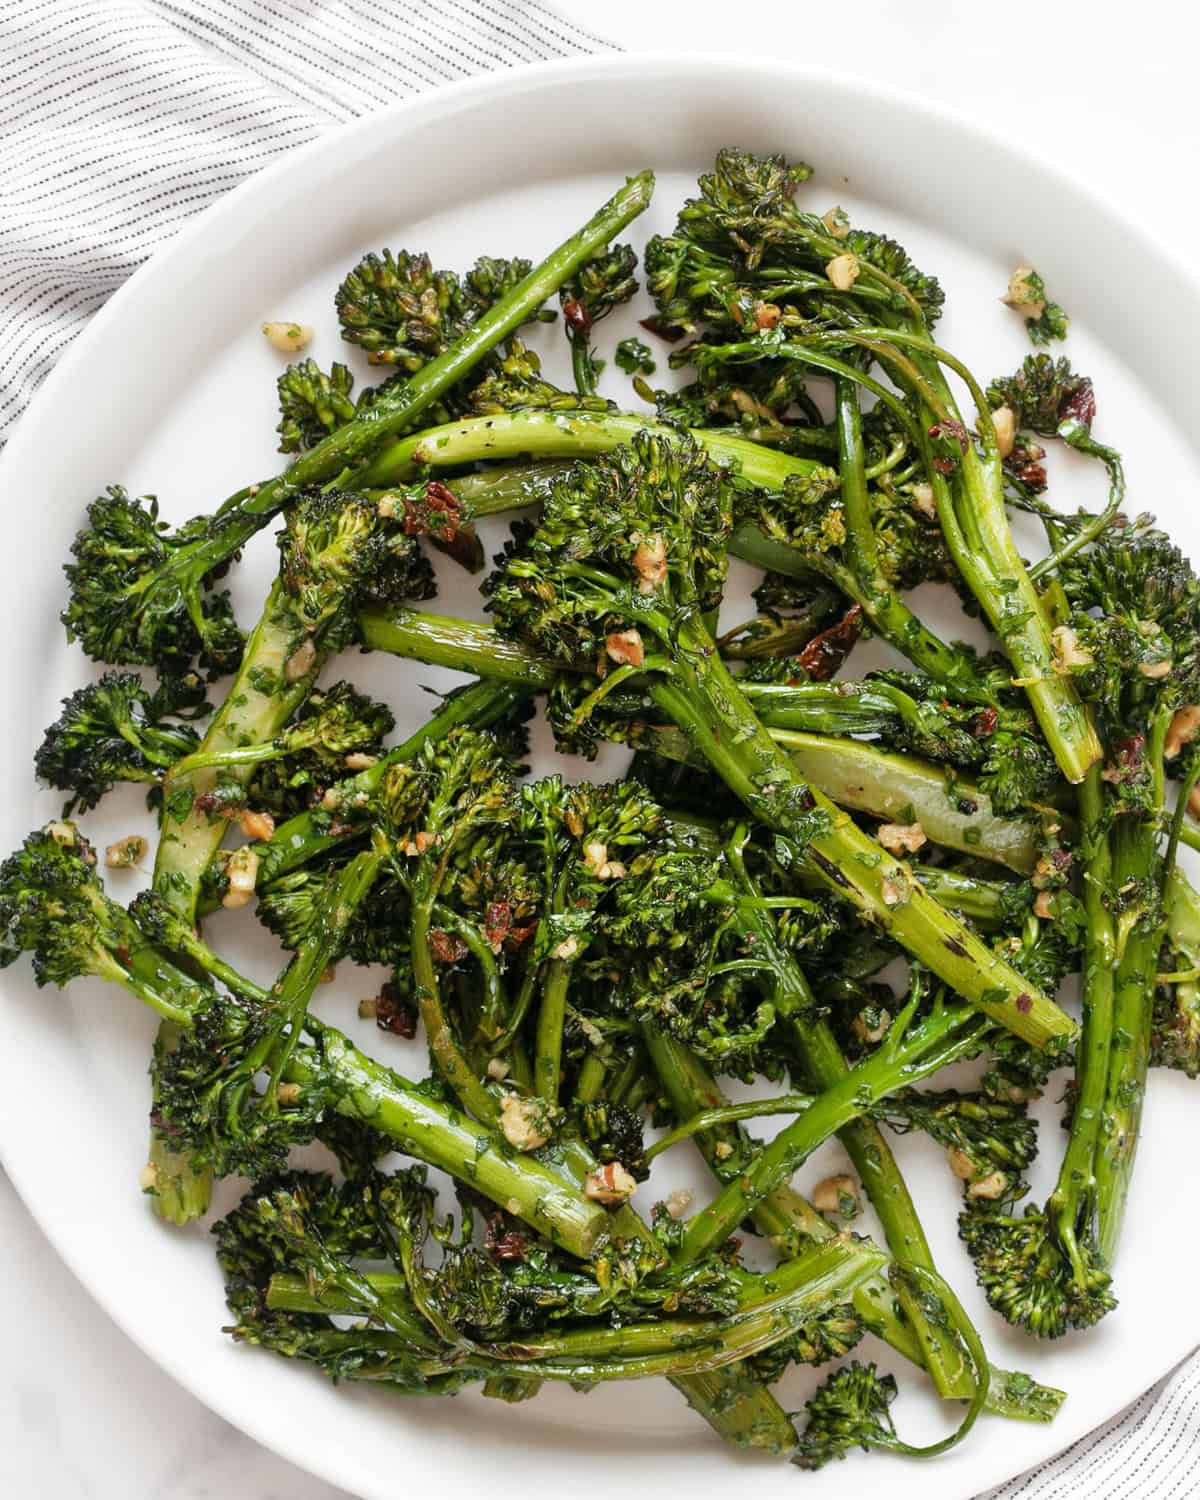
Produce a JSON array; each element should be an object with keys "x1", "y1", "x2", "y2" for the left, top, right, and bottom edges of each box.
[
  {"x1": 485, "y1": 1213, "x2": 530, "y2": 1261},
  {"x1": 795, "y1": 605, "x2": 863, "y2": 682},
  {"x1": 639, "y1": 315, "x2": 683, "y2": 343},
  {"x1": 1059, "y1": 379, "x2": 1096, "y2": 430},
  {"x1": 562, "y1": 298, "x2": 592, "y2": 334},
  {"x1": 430, "y1": 929, "x2": 468, "y2": 964},
  {"x1": 375, "y1": 981, "x2": 417, "y2": 1038},
  {"x1": 1015, "y1": 993, "x2": 1033, "y2": 1014},
  {"x1": 970, "y1": 707, "x2": 998, "y2": 738},
  {"x1": 928, "y1": 418, "x2": 971, "y2": 452},
  {"x1": 483, "y1": 901, "x2": 512, "y2": 953}
]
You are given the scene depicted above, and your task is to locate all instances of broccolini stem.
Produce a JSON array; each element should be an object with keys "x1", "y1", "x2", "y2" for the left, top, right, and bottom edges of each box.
[
  {"x1": 673, "y1": 999, "x2": 988, "y2": 1261},
  {"x1": 218, "y1": 171, "x2": 656, "y2": 520},
  {"x1": 154, "y1": 578, "x2": 321, "y2": 922},
  {"x1": 642, "y1": 1028, "x2": 1064, "y2": 1424},
  {"x1": 1047, "y1": 765, "x2": 1115, "y2": 1284},
  {"x1": 534, "y1": 952, "x2": 572, "y2": 1106},
  {"x1": 642, "y1": 1093, "x2": 815, "y2": 1162},
  {"x1": 833, "y1": 375, "x2": 990, "y2": 702},
  {"x1": 646, "y1": 622, "x2": 1072, "y2": 1046},
  {"x1": 265, "y1": 1235, "x2": 887, "y2": 1377},
  {"x1": 284, "y1": 1028, "x2": 607, "y2": 1257},
  {"x1": 1027, "y1": 429, "x2": 1125, "y2": 583},
  {"x1": 409, "y1": 896, "x2": 498, "y2": 1124},
  {"x1": 721, "y1": 835, "x2": 975, "y2": 1404},
  {"x1": 857, "y1": 331, "x2": 1103, "y2": 784},
  {"x1": 358, "y1": 606, "x2": 559, "y2": 684},
  {"x1": 356, "y1": 407, "x2": 817, "y2": 492},
  {"x1": 1093, "y1": 739, "x2": 1168, "y2": 1265}
]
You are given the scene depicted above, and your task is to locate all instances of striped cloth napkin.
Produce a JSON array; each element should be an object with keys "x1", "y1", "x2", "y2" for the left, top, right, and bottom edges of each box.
[{"x1": 0, "y1": 5, "x2": 1195, "y2": 1497}]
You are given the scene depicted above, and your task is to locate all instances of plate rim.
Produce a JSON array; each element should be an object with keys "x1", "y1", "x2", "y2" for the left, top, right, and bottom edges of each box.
[{"x1": 2, "y1": 50, "x2": 1197, "y2": 1498}]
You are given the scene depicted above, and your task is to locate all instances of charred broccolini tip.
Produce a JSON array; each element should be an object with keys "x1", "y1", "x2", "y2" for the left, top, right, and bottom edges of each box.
[
  {"x1": 34, "y1": 669, "x2": 209, "y2": 814},
  {"x1": 276, "y1": 358, "x2": 357, "y2": 453},
  {"x1": 62, "y1": 486, "x2": 246, "y2": 679},
  {"x1": 559, "y1": 243, "x2": 639, "y2": 396}
]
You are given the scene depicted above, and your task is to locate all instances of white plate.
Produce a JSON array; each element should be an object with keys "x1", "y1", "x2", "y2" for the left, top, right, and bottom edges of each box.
[{"x1": 2, "y1": 54, "x2": 1199, "y2": 1500}]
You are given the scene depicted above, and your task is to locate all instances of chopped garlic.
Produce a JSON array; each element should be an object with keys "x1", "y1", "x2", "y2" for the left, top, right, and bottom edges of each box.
[
  {"x1": 236, "y1": 808, "x2": 275, "y2": 842},
  {"x1": 911, "y1": 482, "x2": 936, "y2": 519},
  {"x1": 1051, "y1": 624, "x2": 1093, "y2": 674},
  {"x1": 664, "y1": 1188, "x2": 693, "y2": 1219},
  {"x1": 284, "y1": 637, "x2": 317, "y2": 683},
  {"x1": 105, "y1": 835, "x2": 147, "y2": 869},
  {"x1": 605, "y1": 628, "x2": 645, "y2": 668},
  {"x1": 1138, "y1": 659, "x2": 1172, "y2": 679},
  {"x1": 1001, "y1": 267, "x2": 1046, "y2": 321},
  {"x1": 967, "y1": 1170, "x2": 1009, "y2": 1201},
  {"x1": 486, "y1": 1058, "x2": 510, "y2": 1081},
  {"x1": 632, "y1": 534, "x2": 667, "y2": 595},
  {"x1": 138, "y1": 1162, "x2": 159, "y2": 1193},
  {"x1": 812, "y1": 1174, "x2": 859, "y2": 1218},
  {"x1": 262, "y1": 320, "x2": 312, "y2": 353},
  {"x1": 876, "y1": 822, "x2": 926, "y2": 856},
  {"x1": 583, "y1": 1162, "x2": 637, "y2": 1204},
  {"x1": 825, "y1": 252, "x2": 860, "y2": 291},
  {"x1": 879, "y1": 876, "x2": 908, "y2": 907},
  {"x1": 852, "y1": 1009, "x2": 891, "y2": 1045},
  {"x1": 344, "y1": 751, "x2": 378, "y2": 771},
  {"x1": 499, "y1": 1094, "x2": 551, "y2": 1151},
  {"x1": 221, "y1": 845, "x2": 259, "y2": 909},
  {"x1": 991, "y1": 404, "x2": 1017, "y2": 459},
  {"x1": 1166, "y1": 705, "x2": 1200, "y2": 759},
  {"x1": 822, "y1": 206, "x2": 850, "y2": 239}
]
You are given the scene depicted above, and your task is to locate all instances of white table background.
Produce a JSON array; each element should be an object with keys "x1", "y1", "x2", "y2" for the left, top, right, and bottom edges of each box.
[{"x1": 3, "y1": 2, "x2": 1199, "y2": 1495}]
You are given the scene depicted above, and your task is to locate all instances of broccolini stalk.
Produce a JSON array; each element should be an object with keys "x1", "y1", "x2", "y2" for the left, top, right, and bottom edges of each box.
[
  {"x1": 833, "y1": 373, "x2": 991, "y2": 700},
  {"x1": 643, "y1": 1028, "x2": 1064, "y2": 1425},
  {"x1": 559, "y1": 243, "x2": 639, "y2": 396},
  {"x1": 355, "y1": 606, "x2": 1046, "y2": 872},
  {"x1": 384, "y1": 731, "x2": 517, "y2": 1122},
  {"x1": 61, "y1": 174, "x2": 653, "y2": 678},
  {"x1": 675, "y1": 984, "x2": 988, "y2": 1262},
  {"x1": 0, "y1": 824, "x2": 611, "y2": 1257},
  {"x1": 834, "y1": 324, "x2": 1101, "y2": 783},
  {"x1": 147, "y1": 490, "x2": 437, "y2": 1220},
  {"x1": 154, "y1": 490, "x2": 433, "y2": 924},
  {"x1": 1092, "y1": 788, "x2": 1166, "y2": 1265},
  {"x1": 356, "y1": 410, "x2": 989, "y2": 697},
  {"x1": 717, "y1": 831, "x2": 980, "y2": 1400},
  {"x1": 960, "y1": 766, "x2": 1117, "y2": 1337},
  {"x1": 484, "y1": 437, "x2": 1068, "y2": 1042}
]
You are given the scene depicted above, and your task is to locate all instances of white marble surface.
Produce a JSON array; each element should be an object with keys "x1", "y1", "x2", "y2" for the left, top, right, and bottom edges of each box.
[{"x1": 5, "y1": 2, "x2": 1200, "y2": 1497}]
